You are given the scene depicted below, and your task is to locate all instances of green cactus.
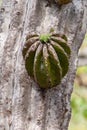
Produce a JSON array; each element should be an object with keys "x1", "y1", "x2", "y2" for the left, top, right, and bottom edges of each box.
[
  {"x1": 39, "y1": 34, "x2": 51, "y2": 42},
  {"x1": 22, "y1": 33, "x2": 71, "y2": 89}
]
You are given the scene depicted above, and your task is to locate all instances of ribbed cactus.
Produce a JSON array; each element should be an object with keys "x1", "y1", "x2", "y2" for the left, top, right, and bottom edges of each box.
[{"x1": 22, "y1": 33, "x2": 71, "y2": 88}]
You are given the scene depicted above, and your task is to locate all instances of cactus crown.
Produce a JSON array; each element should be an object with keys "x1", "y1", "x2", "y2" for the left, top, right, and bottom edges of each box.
[{"x1": 39, "y1": 34, "x2": 51, "y2": 43}]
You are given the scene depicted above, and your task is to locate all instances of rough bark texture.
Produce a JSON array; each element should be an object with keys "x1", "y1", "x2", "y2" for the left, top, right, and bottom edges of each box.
[{"x1": 0, "y1": 0, "x2": 87, "y2": 130}]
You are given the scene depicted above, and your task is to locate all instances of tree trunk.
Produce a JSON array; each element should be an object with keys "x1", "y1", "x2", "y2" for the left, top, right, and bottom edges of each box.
[{"x1": 0, "y1": 0, "x2": 87, "y2": 130}]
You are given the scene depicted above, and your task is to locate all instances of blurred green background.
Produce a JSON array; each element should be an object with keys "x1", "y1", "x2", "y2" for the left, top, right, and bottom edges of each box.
[
  {"x1": 0, "y1": 0, "x2": 1, "y2": 5},
  {"x1": 0, "y1": 1, "x2": 87, "y2": 130},
  {"x1": 68, "y1": 34, "x2": 87, "y2": 130}
]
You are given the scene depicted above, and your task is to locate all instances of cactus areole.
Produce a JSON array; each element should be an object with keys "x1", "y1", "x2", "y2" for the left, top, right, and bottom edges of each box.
[{"x1": 22, "y1": 33, "x2": 71, "y2": 89}]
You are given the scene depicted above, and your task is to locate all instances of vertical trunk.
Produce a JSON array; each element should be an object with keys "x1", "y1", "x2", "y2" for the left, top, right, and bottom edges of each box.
[{"x1": 0, "y1": 0, "x2": 87, "y2": 130}]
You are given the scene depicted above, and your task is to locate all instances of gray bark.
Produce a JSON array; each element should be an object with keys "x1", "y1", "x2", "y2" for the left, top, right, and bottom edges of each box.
[{"x1": 0, "y1": 0, "x2": 87, "y2": 130}]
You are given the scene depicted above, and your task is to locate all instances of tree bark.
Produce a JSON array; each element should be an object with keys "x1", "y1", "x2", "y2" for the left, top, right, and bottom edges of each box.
[{"x1": 0, "y1": 0, "x2": 87, "y2": 130}]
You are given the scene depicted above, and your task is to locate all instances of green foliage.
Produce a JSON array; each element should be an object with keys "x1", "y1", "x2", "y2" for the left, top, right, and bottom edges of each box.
[
  {"x1": 71, "y1": 90, "x2": 87, "y2": 118},
  {"x1": 83, "y1": 108, "x2": 87, "y2": 119},
  {"x1": 69, "y1": 31, "x2": 87, "y2": 130},
  {"x1": 69, "y1": 87, "x2": 87, "y2": 130},
  {"x1": 77, "y1": 66, "x2": 87, "y2": 74}
]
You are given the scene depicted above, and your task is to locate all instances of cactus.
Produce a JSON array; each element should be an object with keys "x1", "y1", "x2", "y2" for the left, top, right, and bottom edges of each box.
[{"x1": 22, "y1": 33, "x2": 71, "y2": 88}]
